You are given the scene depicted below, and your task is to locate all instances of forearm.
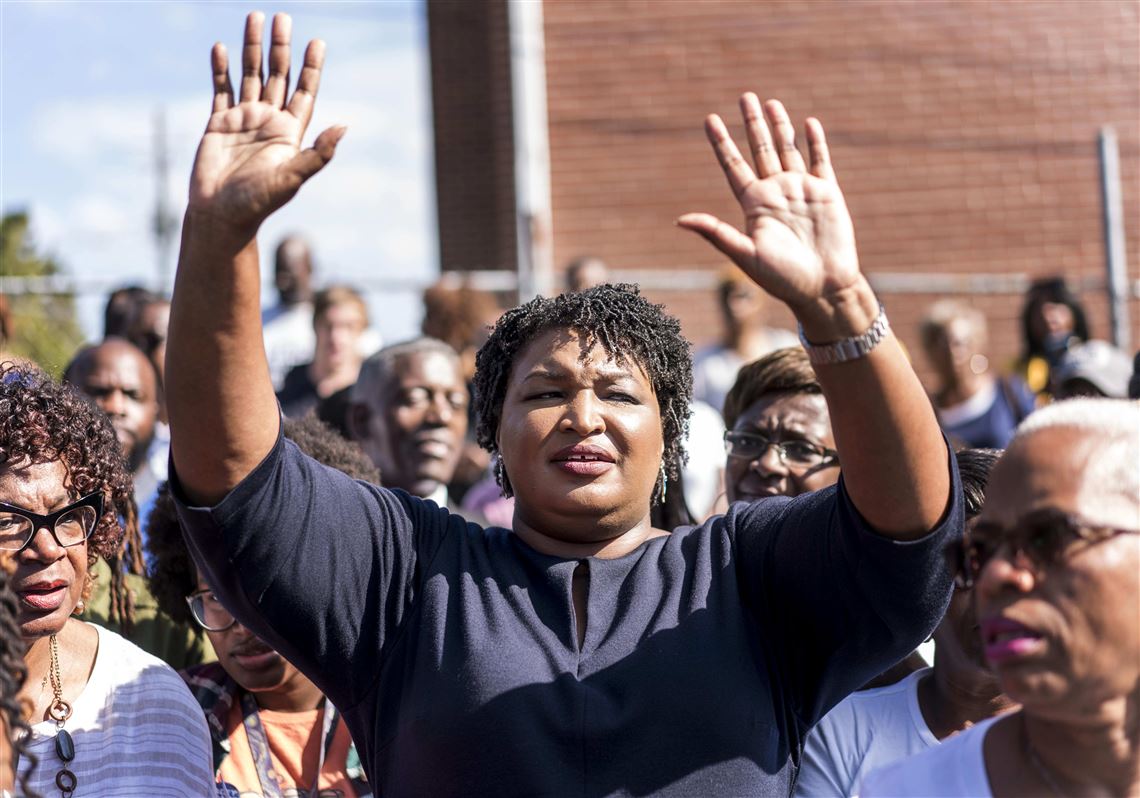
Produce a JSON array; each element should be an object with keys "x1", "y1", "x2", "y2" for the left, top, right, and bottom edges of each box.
[
  {"x1": 166, "y1": 210, "x2": 280, "y2": 504},
  {"x1": 797, "y1": 278, "x2": 951, "y2": 539}
]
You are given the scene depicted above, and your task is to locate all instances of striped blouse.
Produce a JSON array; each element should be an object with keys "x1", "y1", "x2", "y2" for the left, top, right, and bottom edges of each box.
[{"x1": 17, "y1": 623, "x2": 215, "y2": 796}]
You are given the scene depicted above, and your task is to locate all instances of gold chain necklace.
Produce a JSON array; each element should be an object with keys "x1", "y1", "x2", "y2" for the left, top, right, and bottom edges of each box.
[{"x1": 46, "y1": 634, "x2": 78, "y2": 798}]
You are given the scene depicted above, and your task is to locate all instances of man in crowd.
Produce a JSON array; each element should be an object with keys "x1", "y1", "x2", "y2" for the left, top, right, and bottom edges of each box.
[
  {"x1": 262, "y1": 235, "x2": 317, "y2": 390},
  {"x1": 64, "y1": 338, "x2": 205, "y2": 668},
  {"x1": 348, "y1": 338, "x2": 471, "y2": 513},
  {"x1": 692, "y1": 268, "x2": 799, "y2": 415},
  {"x1": 64, "y1": 338, "x2": 161, "y2": 510},
  {"x1": 1051, "y1": 340, "x2": 1133, "y2": 399},
  {"x1": 277, "y1": 285, "x2": 371, "y2": 418},
  {"x1": 564, "y1": 255, "x2": 610, "y2": 293},
  {"x1": 103, "y1": 285, "x2": 158, "y2": 339}
]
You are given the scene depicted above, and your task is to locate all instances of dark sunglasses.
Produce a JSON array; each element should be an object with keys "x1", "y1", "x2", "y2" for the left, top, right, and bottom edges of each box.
[
  {"x1": 945, "y1": 507, "x2": 1139, "y2": 589},
  {"x1": 0, "y1": 492, "x2": 104, "y2": 553}
]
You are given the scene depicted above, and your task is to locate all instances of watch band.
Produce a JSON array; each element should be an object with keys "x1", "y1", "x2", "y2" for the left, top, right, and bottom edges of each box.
[{"x1": 798, "y1": 304, "x2": 890, "y2": 365}]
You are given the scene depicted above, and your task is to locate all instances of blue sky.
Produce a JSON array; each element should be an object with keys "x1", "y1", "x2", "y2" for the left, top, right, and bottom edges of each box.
[{"x1": 0, "y1": 0, "x2": 435, "y2": 344}]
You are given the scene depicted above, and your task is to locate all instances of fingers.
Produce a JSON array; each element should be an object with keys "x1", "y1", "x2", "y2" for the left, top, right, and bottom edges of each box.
[
  {"x1": 284, "y1": 125, "x2": 346, "y2": 189},
  {"x1": 805, "y1": 117, "x2": 836, "y2": 182},
  {"x1": 676, "y1": 213, "x2": 756, "y2": 268},
  {"x1": 239, "y1": 11, "x2": 265, "y2": 104},
  {"x1": 704, "y1": 115, "x2": 756, "y2": 200},
  {"x1": 263, "y1": 13, "x2": 292, "y2": 109},
  {"x1": 764, "y1": 100, "x2": 807, "y2": 174},
  {"x1": 211, "y1": 43, "x2": 234, "y2": 114},
  {"x1": 740, "y1": 93, "x2": 781, "y2": 179},
  {"x1": 287, "y1": 39, "x2": 326, "y2": 130}
]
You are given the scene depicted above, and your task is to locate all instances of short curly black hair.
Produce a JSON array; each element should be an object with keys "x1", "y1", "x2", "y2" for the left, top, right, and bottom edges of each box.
[
  {"x1": 472, "y1": 284, "x2": 693, "y2": 496},
  {"x1": 146, "y1": 416, "x2": 380, "y2": 624},
  {"x1": 0, "y1": 360, "x2": 136, "y2": 630}
]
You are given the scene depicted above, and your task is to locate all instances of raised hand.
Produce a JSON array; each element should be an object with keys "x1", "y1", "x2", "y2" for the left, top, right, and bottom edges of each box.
[
  {"x1": 678, "y1": 95, "x2": 860, "y2": 314},
  {"x1": 188, "y1": 12, "x2": 344, "y2": 235}
]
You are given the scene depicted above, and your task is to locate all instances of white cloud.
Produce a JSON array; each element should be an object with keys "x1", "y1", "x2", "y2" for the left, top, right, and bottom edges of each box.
[
  {"x1": 7, "y1": 4, "x2": 436, "y2": 343},
  {"x1": 72, "y1": 194, "x2": 131, "y2": 238}
]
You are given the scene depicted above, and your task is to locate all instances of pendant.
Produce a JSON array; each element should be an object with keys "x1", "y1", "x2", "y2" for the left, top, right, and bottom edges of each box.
[
  {"x1": 55, "y1": 767, "x2": 77, "y2": 796},
  {"x1": 55, "y1": 728, "x2": 75, "y2": 762}
]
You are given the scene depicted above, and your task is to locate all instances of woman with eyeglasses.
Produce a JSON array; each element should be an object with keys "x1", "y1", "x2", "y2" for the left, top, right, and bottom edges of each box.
[
  {"x1": 166, "y1": 13, "x2": 962, "y2": 795},
  {"x1": 864, "y1": 398, "x2": 1140, "y2": 797},
  {"x1": 0, "y1": 361, "x2": 214, "y2": 795},
  {"x1": 146, "y1": 416, "x2": 376, "y2": 797},
  {"x1": 721, "y1": 346, "x2": 840, "y2": 503}
]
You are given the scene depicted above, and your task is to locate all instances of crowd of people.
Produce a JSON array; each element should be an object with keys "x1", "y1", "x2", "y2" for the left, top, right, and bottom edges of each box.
[{"x1": 1, "y1": 12, "x2": 1138, "y2": 798}]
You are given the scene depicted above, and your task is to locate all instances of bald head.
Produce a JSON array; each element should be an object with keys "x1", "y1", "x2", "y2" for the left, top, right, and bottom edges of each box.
[
  {"x1": 274, "y1": 236, "x2": 314, "y2": 306},
  {"x1": 65, "y1": 338, "x2": 159, "y2": 472}
]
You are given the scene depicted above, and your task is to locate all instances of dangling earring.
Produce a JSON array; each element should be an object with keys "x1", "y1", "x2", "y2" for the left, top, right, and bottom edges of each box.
[
  {"x1": 495, "y1": 455, "x2": 513, "y2": 498},
  {"x1": 656, "y1": 462, "x2": 668, "y2": 505}
]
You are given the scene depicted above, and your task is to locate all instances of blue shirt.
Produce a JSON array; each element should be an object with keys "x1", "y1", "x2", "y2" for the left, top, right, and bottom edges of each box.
[{"x1": 173, "y1": 432, "x2": 961, "y2": 797}]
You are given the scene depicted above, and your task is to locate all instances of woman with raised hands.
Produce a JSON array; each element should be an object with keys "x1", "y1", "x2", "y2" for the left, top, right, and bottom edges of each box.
[{"x1": 167, "y1": 12, "x2": 961, "y2": 796}]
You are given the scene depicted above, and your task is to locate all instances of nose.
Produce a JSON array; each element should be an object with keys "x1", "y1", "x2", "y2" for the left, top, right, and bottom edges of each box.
[
  {"x1": 976, "y1": 545, "x2": 1037, "y2": 599},
  {"x1": 100, "y1": 388, "x2": 127, "y2": 417},
  {"x1": 20, "y1": 524, "x2": 66, "y2": 561},
  {"x1": 560, "y1": 391, "x2": 605, "y2": 436},
  {"x1": 230, "y1": 621, "x2": 254, "y2": 638},
  {"x1": 423, "y1": 392, "x2": 454, "y2": 425},
  {"x1": 748, "y1": 441, "x2": 788, "y2": 477}
]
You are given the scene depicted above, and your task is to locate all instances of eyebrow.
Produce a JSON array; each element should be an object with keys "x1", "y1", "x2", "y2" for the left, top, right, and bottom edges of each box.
[{"x1": 0, "y1": 495, "x2": 76, "y2": 513}]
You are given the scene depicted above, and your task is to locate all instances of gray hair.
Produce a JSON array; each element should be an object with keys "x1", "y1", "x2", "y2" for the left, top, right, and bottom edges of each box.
[
  {"x1": 1012, "y1": 398, "x2": 1140, "y2": 525},
  {"x1": 351, "y1": 337, "x2": 460, "y2": 406}
]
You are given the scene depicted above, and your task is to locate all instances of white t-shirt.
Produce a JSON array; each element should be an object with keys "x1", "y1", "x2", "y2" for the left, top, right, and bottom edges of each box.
[
  {"x1": 859, "y1": 715, "x2": 999, "y2": 798},
  {"x1": 796, "y1": 668, "x2": 938, "y2": 797},
  {"x1": 262, "y1": 302, "x2": 317, "y2": 391},
  {"x1": 17, "y1": 623, "x2": 215, "y2": 796},
  {"x1": 681, "y1": 400, "x2": 726, "y2": 520}
]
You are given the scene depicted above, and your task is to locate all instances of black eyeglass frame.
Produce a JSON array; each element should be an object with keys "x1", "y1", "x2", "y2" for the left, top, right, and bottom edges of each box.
[
  {"x1": 945, "y1": 508, "x2": 1140, "y2": 590},
  {"x1": 0, "y1": 492, "x2": 104, "y2": 553},
  {"x1": 723, "y1": 430, "x2": 839, "y2": 468},
  {"x1": 185, "y1": 589, "x2": 237, "y2": 632}
]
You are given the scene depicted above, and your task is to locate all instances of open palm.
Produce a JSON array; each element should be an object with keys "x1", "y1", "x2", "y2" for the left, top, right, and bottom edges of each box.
[
  {"x1": 188, "y1": 13, "x2": 344, "y2": 234},
  {"x1": 679, "y1": 95, "x2": 860, "y2": 311}
]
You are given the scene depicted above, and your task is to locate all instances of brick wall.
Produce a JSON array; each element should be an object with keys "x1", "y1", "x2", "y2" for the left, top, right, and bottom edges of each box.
[
  {"x1": 431, "y1": 0, "x2": 1140, "y2": 387},
  {"x1": 427, "y1": 0, "x2": 517, "y2": 273}
]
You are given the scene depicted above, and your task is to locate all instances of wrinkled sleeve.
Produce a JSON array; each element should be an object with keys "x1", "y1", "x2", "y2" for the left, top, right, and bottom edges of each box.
[
  {"x1": 731, "y1": 442, "x2": 962, "y2": 731},
  {"x1": 170, "y1": 429, "x2": 456, "y2": 711}
]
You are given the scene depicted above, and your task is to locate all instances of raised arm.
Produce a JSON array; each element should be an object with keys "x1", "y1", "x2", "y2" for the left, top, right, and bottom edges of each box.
[
  {"x1": 678, "y1": 95, "x2": 948, "y2": 539},
  {"x1": 167, "y1": 12, "x2": 344, "y2": 504}
]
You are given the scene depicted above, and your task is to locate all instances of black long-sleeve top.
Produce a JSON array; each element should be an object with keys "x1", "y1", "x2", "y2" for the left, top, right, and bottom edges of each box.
[{"x1": 173, "y1": 431, "x2": 960, "y2": 796}]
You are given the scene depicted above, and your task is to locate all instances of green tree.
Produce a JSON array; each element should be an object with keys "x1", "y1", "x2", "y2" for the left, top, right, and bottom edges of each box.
[{"x1": 0, "y1": 211, "x2": 86, "y2": 376}]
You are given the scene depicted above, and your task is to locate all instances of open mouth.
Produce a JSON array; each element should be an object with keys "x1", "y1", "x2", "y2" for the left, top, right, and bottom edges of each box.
[{"x1": 980, "y1": 617, "x2": 1045, "y2": 664}]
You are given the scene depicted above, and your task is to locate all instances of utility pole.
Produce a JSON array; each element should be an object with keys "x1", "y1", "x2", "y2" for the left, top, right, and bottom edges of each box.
[
  {"x1": 153, "y1": 108, "x2": 178, "y2": 294},
  {"x1": 1098, "y1": 127, "x2": 1131, "y2": 351}
]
